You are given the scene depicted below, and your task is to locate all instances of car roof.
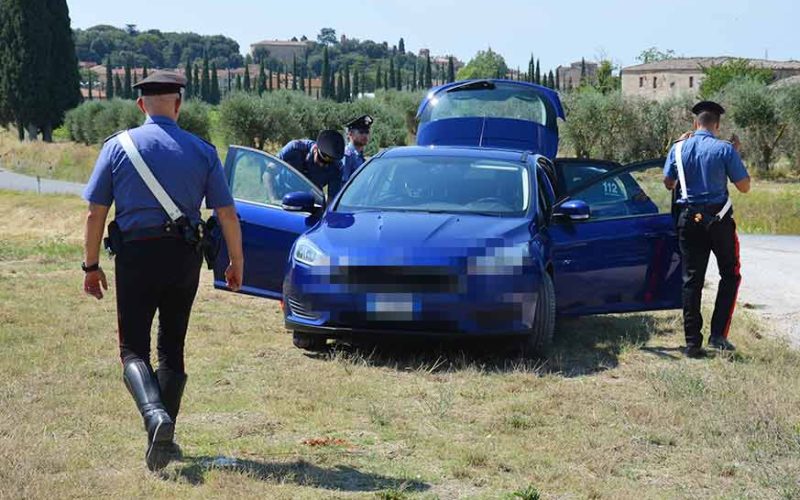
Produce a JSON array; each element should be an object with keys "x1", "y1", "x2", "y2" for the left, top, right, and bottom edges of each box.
[{"x1": 379, "y1": 145, "x2": 530, "y2": 163}]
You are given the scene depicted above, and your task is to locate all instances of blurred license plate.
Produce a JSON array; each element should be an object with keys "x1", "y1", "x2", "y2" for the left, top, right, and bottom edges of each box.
[{"x1": 367, "y1": 294, "x2": 415, "y2": 321}]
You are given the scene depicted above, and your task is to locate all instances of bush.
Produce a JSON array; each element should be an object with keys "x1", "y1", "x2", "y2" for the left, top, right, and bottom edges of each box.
[{"x1": 177, "y1": 100, "x2": 212, "y2": 141}]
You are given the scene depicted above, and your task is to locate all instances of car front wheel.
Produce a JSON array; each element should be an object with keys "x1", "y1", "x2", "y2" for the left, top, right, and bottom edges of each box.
[
  {"x1": 523, "y1": 272, "x2": 556, "y2": 357},
  {"x1": 292, "y1": 332, "x2": 329, "y2": 352}
]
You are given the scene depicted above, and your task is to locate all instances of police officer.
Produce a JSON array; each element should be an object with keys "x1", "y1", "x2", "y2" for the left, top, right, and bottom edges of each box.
[
  {"x1": 277, "y1": 130, "x2": 346, "y2": 197},
  {"x1": 81, "y1": 71, "x2": 244, "y2": 470},
  {"x1": 342, "y1": 114, "x2": 374, "y2": 183},
  {"x1": 663, "y1": 101, "x2": 751, "y2": 358}
]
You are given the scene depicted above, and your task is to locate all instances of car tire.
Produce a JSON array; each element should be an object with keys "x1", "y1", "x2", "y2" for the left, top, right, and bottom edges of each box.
[
  {"x1": 292, "y1": 332, "x2": 328, "y2": 352},
  {"x1": 523, "y1": 272, "x2": 556, "y2": 357}
]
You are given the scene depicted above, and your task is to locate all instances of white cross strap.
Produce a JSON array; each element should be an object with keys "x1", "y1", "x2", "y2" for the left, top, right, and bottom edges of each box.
[
  {"x1": 674, "y1": 140, "x2": 689, "y2": 201},
  {"x1": 117, "y1": 130, "x2": 184, "y2": 222}
]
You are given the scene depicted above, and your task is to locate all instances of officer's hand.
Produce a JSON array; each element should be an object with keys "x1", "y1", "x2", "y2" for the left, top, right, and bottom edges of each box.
[
  {"x1": 730, "y1": 134, "x2": 742, "y2": 152},
  {"x1": 84, "y1": 268, "x2": 108, "y2": 300},
  {"x1": 225, "y1": 260, "x2": 243, "y2": 292},
  {"x1": 678, "y1": 130, "x2": 694, "y2": 141}
]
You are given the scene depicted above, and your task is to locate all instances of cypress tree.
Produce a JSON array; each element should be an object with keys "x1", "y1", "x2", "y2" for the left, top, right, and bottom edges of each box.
[
  {"x1": 307, "y1": 71, "x2": 312, "y2": 96},
  {"x1": 114, "y1": 74, "x2": 123, "y2": 98},
  {"x1": 375, "y1": 64, "x2": 382, "y2": 90},
  {"x1": 193, "y1": 64, "x2": 200, "y2": 98},
  {"x1": 336, "y1": 70, "x2": 344, "y2": 102},
  {"x1": 258, "y1": 62, "x2": 266, "y2": 95},
  {"x1": 87, "y1": 70, "x2": 93, "y2": 100},
  {"x1": 236, "y1": 73, "x2": 242, "y2": 91},
  {"x1": 210, "y1": 63, "x2": 220, "y2": 104},
  {"x1": 547, "y1": 70, "x2": 554, "y2": 89},
  {"x1": 201, "y1": 53, "x2": 210, "y2": 102},
  {"x1": 352, "y1": 70, "x2": 359, "y2": 98},
  {"x1": 243, "y1": 65, "x2": 251, "y2": 91},
  {"x1": 384, "y1": 69, "x2": 389, "y2": 91},
  {"x1": 105, "y1": 56, "x2": 114, "y2": 99},
  {"x1": 417, "y1": 61, "x2": 424, "y2": 89},
  {"x1": 123, "y1": 60, "x2": 132, "y2": 99},
  {"x1": 424, "y1": 54, "x2": 432, "y2": 88},
  {"x1": 555, "y1": 69, "x2": 560, "y2": 90},
  {"x1": 44, "y1": 0, "x2": 80, "y2": 139},
  {"x1": 448, "y1": 56, "x2": 455, "y2": 83},
  {"x1": 133, "y1": 71, "x2": 138, "y2": 89},
  {"x1": 185, "y1": 57, "x2": 193, "y2": 97},
  {"x1": 292, "y1": 54, "x2": 298, "y2": 90},
  {"x1": 142, "y1": 64, "x2": 148, "y2": 79},
  {"x1": 396, "y1": 65, "x2": 402, "y2": 91},
  {"x1": 398, "y1": 38, "x2": 405, "y2": 54},
  {"x1": 227, "y1": 67, "x2": 232, "y2": 94},
  {"x1": 412, "y1": 64, "x2": 417, "y2": 91},
  {"x1": 268, "y1": 68, "x2": 273, "y2": 91},
  {"x1": 321, "y1": 46, "x2": 330, "y2": 99},
  {"x1": 580, "y1": 57, "x2": 586, "y2": 85},
  {"x1": 388, "y1": 58, "x2": 396, "y2": 89},
  {"x1": 535, "y1": 59, "x2": 541, "y2": 85},
  {"x1": 344, "y1": 67, "x2": 351, "y2": 101},
  {"x1": 283, "y1": 64, "x2": 289, "y2": 88}
]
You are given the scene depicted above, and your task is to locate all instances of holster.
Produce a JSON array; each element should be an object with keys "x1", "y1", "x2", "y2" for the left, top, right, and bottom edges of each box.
[
  {"x1": 200, "y1": 217, "x2": 221, "y2": 269},
  {"x1": 104, "y1": 221, "x2": 124, "y2": 256}
]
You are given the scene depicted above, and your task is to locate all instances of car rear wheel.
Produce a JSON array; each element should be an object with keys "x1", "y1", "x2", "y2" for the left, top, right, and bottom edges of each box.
[
  {"x1": 292, "y1": 332, "x2": 329, "y2": 352},
  {"x1": 523, "y1": 272, "x2": 556, "y2": 357}
]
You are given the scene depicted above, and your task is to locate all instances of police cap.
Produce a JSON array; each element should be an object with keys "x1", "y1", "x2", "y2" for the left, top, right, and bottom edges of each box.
[
  {"x1": 691, "y1": 100, "x2": 725, "y2": 116},
  {"x1": 345, "y1": 114, "x2": 374, "y2": 132},
  {"x1": 316, "y1": 130, "x2": 345, "y2": 161},
  {"x1": 133, "y1": 70, "x2": 187, "y2": 96}
]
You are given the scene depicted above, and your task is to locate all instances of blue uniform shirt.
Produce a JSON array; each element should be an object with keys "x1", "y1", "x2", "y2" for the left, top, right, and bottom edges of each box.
[
  {"x1": 278, "y1": 139, "x2": 344, "y2": 197},
  {"x1": 663, "y1": 129, "x2": 749, "y2": 205},
  {"x1": 342, "y1": 142, "x2": 366, "y2": 185},
  {"x1": 83, "y1": 115, "x2": 233, "y2": 232}
]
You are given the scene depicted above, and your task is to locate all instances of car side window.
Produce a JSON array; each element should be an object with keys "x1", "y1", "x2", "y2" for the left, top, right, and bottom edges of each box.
[
  {"x1": 536, "y1": 166, "x2": 555, "y2": 224},
  {"x1": 571, "y1": 162, "x2": 669, "y2": 221},
  {"x1": 229, "y1": 149, "x2": 317, "y2": 207}
]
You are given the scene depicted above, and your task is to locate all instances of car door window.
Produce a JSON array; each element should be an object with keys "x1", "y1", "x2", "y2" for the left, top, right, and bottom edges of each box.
[
  {"x1": 229, "y1": 148, "x2": 321, "y2": 207},
  {"x1": 569, "y1": 161, "x2": 669, "y2": 221}
]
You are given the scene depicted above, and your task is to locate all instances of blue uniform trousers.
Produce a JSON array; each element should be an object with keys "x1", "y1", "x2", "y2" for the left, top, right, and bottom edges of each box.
[{"x1": 677, "y1": 206, "x2": 741, "y2": 347}]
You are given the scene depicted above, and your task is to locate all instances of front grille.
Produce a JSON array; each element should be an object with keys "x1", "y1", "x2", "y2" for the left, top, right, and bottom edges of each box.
[
  {"x1": 329, "y1": 265, "x2": 460, "y2": 293},
  {"x1": 287, "y1": 296, "x2": 319, "y2": 321},
  {"x1": 336, "y1": 312, "x2": 459, "y2": 333}
]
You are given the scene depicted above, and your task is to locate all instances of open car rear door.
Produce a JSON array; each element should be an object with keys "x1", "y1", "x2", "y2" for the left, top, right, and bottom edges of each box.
[
  {"x1": 549, "y1": 158, "x2": 682, "y2": 316},
  {"x1": 211, "y1": 146, "x2": 323, "y2": 299}
]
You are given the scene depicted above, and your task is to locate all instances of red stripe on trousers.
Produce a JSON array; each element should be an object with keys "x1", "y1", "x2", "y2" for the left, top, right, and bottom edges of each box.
[{"x1": 722, "y1": 231, "x2": 741, "y2": 339}]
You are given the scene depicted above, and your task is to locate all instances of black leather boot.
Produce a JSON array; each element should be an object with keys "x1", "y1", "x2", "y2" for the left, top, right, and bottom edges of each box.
[
  {"x1": 156, "y1": 368, "x2": 187, "y2": 459},
  {"x1": 123, "y1": 359, "x2": 175, "y2": 471}
]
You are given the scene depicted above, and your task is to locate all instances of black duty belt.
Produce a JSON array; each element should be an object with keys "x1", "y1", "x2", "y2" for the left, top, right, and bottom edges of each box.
[{"x1": 121, "y1": 225, "x2": 184, "y2": 243}]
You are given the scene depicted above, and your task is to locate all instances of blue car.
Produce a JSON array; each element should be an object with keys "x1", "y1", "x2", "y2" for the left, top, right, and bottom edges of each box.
[{"x1": 210, "y1": 80, "x2": 681, "y2": 354}]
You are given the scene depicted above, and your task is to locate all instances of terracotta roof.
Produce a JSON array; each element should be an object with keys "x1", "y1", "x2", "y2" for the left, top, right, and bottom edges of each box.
[{"x1": 623, "y1": 57, "x2": 800, "y2": 72}]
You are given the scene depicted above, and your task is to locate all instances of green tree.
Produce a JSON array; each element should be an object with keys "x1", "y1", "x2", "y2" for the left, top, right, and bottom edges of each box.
[
  {"x1": 580, "y1": 58, "x2": 586, "y2": 86},
  {"x1": 185, "y1": 56, "x2": 193, "y2": 97},
  {"x1": 636, "y1": 47, "x2": 676, "y2": 64},
  {"x1": 142, "y1": 64, "x2": 148, "y2": 79},
  {"x1": 258, "y1": 61, "x2": 266, "y2": 95},
  {"x1": 447, "y1": 56, "x2": 456, "y2": 83},
  {"x1": 388, "y1": 58, "x2": 396, "y2": 89},
  {"x1": 105, "y1": 56, "x2": 114, "y2": 99},
  {"x1": 375, "y1": 63, "x2": 382, "y2": 91},
  {"x1": 292, "y1": 53, "x2": 298, "y2": 90},
  {"x1": 114, "y1": 74, "x2": 123, "y2": 98},
  {"x1": 555, "y1": 69, "x2": 560, "y2": 90},
  {"x1": 699, "y1": 59, "x2": 774, "y2": 99},
  {"x1": 595, "y1": 60, "x2": 618, "y2": 94},
  {"x1": 201, "y1": 53, "x2": 210, "y2": 102},
  {"x1": 344, "y1": 67, "x2": 351, "y2": 101},
  {"x1": 123, "y1": 59, "x2": 132, "y2": 99},
  {"x1": 210, "y1": 62, "x2": 220, "y2": 104},
  {"x1": 398, "y1": 38, "x2": 405, "y2": 54},
  {"x1": 425, "y1": 53, "x2": 433, "y2": 88},
  {"x1": 235, "y1": 73, "x2": 242, "y2": 91},
  {"x1": 317, "y1": 27, "x2": 337, "y2": 46},
  {"x1": 243, "y1": 64, "x2": 251, "y2": 91},
  {"x1": 352, "y1": 70, "x2": 360, "y2": 98},
  {"x1": 721, "y1": 78, "x2": 783, "y2": 171},
  {"x1": 528, "y1": 54, "x2": 534, "y2": 83},
  {"x1": 535, "y1": 59, "x2": 541, "y2": 85},
  {"x1": 193, "y1": 64, "x2": 200, "y2": 98},
  {"x1": 321, "y1": 46, "x2": 331, "y2": 98},
  {"x1": 457, "y1": 48, "x2": 508, "y2": 81},
  {"x1": 336, "y1": 70, "x2": 344, "y2": 102}
]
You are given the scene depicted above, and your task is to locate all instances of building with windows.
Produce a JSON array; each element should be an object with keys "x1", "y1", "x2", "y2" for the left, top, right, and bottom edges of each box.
[
  {"x1": 621, "y1": 57, "x2": 800, "y2": 100},
  {"x1": 250, "y1": 39, "x2": 309, "y2": 65}
]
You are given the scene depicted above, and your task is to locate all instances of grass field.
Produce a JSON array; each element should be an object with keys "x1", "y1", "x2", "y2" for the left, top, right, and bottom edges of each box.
[{"x1": 2, "y1": 190, "x2": 800, "y2": 499}]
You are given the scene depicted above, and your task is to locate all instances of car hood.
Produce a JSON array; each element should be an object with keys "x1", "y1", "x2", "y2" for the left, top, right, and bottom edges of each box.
[{"x1": 310, "y1": 211, "x2": 532, "y2": 259}]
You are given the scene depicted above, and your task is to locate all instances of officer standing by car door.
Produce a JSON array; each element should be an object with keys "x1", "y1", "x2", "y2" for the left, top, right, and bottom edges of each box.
[
  {"x1": 277, "y1": 130, "x2": 346, "y2": 197},
  {"x1": 342, "y1": 114, "x2": 374, "y2": 184},
  {"x1": 81, "y1": 71, "x2": 244, "y2": 471},
  {"x1": 663, "y1": 101, "x2": 751, "y2": 358}
]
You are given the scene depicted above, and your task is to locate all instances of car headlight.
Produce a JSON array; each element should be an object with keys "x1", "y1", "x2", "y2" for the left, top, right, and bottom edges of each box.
[
  {"x1": 293, "y1": 236, "x2": 328, "y2": 266},
  {"x1": 467, "y1": 245, "x2": 530, "y2": 276}
]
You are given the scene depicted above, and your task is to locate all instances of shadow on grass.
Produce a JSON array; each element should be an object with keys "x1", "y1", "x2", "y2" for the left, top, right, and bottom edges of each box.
[
  {"x1": 305, "y1": 313, "x2": 676, "y2": 377},
  {"x1": 167, "y1": 455, "x2": 429, "y2": 492}
]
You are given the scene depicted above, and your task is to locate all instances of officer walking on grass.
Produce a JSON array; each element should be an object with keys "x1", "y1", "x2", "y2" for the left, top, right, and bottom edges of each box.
[
  {"x1": 341, "y1": 114, "x2": 374, "y2": 183},
  {"x1": 81, "y1": 71, "x2": 244, "y2": 471},
  {"x1": 277, "y1": 129, "x2": 346, "y2": 197},
  {"x1": 663, "y1": 101, "x2": 751, "y2": 358}
]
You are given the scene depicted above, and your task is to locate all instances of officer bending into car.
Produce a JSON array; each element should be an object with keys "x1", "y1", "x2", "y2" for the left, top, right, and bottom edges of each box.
[
  {"x1": 82, "y1": 71, "x2": 244, "y2": 471},
  {"x1": 663, "y1": 101, "x2": 751, "y2": 358},
  {"x1": 277, "y1": 130, "x2": 346, "y2": 197},
  {"x1": 342, "y1": 114, "x2": 374, "y2": 184}
]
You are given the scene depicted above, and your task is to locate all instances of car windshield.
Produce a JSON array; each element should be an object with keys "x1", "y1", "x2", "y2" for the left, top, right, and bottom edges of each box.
[
  {"x1": 420, "y1": 82, "x2": 552, "y2": 126},
  {"x1": 337, "y1": 156, "x2": 530, "y2": 216}
]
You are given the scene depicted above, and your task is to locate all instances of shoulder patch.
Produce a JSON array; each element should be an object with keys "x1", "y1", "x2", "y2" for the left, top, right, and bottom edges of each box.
[{"x1": 103, "y1": 130, "x2": 124, "y2": 143}]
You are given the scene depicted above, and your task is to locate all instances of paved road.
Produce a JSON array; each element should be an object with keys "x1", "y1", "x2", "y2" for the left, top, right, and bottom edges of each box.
[
  {"x1": 0, "y1": 169, "x2": 797, "y2": 342},
  {"x1": 709, "y1": 235, "x2": 800, "y2": 345},
  {"x1": 0, "y1": 167, "x2": 85, "y2": 196}
]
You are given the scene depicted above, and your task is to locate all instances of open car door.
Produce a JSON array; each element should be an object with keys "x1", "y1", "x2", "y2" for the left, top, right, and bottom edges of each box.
[
  {"x1": 549, "y1": 158, "x2": 682, "y2": 316},
  {"x1": 211, "y1": 146, "x2": 323, "y2": 299}
]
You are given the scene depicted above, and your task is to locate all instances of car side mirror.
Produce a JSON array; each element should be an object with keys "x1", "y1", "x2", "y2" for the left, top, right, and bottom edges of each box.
[
  {"x1": 282, "y1": 191, "x2": 317, "y2": 213},
  {"x1": 554, "y1": 199, "x2": 591, "y2": 221}
]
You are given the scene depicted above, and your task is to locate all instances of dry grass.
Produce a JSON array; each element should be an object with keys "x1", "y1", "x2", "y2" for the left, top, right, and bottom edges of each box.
[
  {"x1": 0, "y1": 128, "x2": 99, "y2": 184},
  {"x1": 2, "y1": 191, "x2": 800, "y2": 499}
]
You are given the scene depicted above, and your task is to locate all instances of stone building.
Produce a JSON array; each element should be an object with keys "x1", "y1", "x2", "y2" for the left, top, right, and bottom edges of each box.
[
  {"x1": 250, "y1": 39, "x2": 309, "y2": 65},
  {"x1": 621, "y1": 57, "x2": 800, "y2": 101},
  {"x1": 556, "y1": 60, "x2": 598, "y2": 90}
]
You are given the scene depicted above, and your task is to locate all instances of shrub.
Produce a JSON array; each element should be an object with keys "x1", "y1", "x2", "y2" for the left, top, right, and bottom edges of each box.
[{"x1": 178, "y1": 99, "x2": 212, "y2": 141}]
